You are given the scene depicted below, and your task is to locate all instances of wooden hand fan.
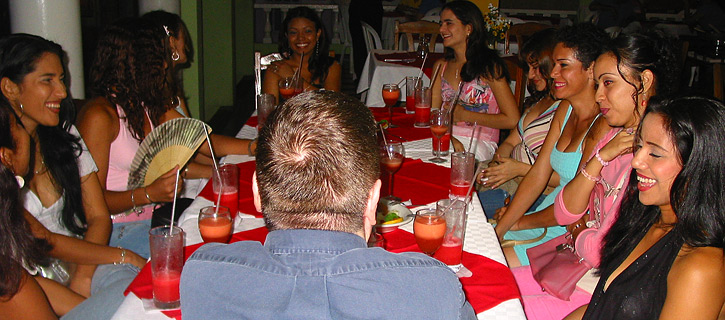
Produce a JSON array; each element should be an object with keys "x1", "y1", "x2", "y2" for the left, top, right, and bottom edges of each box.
[{"x1": 127, "y1": 118, "x2": 211, "y2": 189}]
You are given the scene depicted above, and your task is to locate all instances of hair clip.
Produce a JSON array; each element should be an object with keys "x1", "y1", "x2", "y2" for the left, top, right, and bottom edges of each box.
[{"x1": 163, "y1": 25, "x2": 172, "y2": 37}]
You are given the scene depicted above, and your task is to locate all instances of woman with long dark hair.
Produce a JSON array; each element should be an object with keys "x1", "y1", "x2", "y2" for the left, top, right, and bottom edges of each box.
[
  {"x1": 0, "y1": 33, "x2": 146, "y2": 307},
  {"x1": 263, "y1": 6, "x2": 341, "y2": 104},
  {"x1": 431, "y1": 0, "x2": 520, "y2": 161},
  {"x1": 477, "y1": 27, "x2": 560, "y2": 216},
  {"x1": 566, "y1": 96, "x2": 725, "y2": 319}
]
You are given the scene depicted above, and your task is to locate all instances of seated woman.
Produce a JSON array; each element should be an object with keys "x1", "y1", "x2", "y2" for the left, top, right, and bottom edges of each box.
[
  {"x1": 77, "y1": 18, "x2": 255, "y2": 258},
  {"x1": 477, "y1": 27, "x2": 560, "y2": 217},
  {"x1": 512, "y1": 31, "x2": 679, "y2": 320},
  {"x1": 0, "y1": 100, "x2": 145, "y2": 319},
  {"x1": 493, "y1": 23, "x2": 610, "y2": 267},
  {"x1": 263, "y1": 6, "x2": 341, "y2": 104},
  {"x1": 431, "y1": 0, "x2": 520, "y2": 162},
  {"x1": 566, "y1": 96, "x2": 725, "y2": 319}
]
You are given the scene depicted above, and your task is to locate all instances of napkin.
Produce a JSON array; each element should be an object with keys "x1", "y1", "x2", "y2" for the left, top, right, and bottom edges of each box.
[
  {"x1": 246, "y1": 116, "x2": 258, "y2": 128},
  {"x1": 197, "y1": 161, "x2": 261, "y2": 218},
  {"x1": 124, "y1": 227, "x2": 269, "y2": 319},
  {"x1": 371, "y1": 108, "x2": 434, "y2": 142},
  {"x1": 382, "y1": 229, "x2": 521, "y2": 314},
  {"x1": 390, "y1": 158, "x2": 451, "y2": 205}
]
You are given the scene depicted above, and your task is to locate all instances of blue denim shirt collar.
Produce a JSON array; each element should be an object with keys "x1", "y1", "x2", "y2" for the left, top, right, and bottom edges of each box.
[{"x1": 265, "y1": 229, "x2": 367, "y2": 255}]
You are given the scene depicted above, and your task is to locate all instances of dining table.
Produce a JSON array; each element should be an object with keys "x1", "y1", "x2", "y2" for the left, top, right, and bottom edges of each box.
[{"x1": 110, "y1": 109, "x2": 526, "y2": 320}]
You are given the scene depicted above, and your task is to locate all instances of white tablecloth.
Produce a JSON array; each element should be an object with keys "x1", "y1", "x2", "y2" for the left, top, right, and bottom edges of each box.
[
  {"x1": 356, "y1": 49, "x2": 434, "y2": 108},
  {"x1": 111, "y1": 125, "x2": 525, "y2": 320}
]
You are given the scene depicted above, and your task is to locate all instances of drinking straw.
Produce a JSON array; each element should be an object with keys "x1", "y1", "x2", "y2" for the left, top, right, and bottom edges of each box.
[
  {"x1": 430, "y1": 63, "x2": 442, "y2": 88},
  {"x1": 170, "y1": 169, "x2": 180, "y2": 232},
  {"x1": 465, "y1": 161, "x2": 485, "y2": 201},
  {"x1": 254, "y1": 52, "x2": 261, "y2": 114},
  {"x1": 397, "y1": 77, "x2": 406, "y2": 86},
  {"x1": 470, "y1": 125, "x2": 481, "y2": 157},
  {"x1": 203, "y1": 128, "x2": 222, "y2": 214},
  {"x1": 466, "y1": 123, "x2": 478, "y2": 153},
  {"x1": 379, "y1": 124, "x2": 392, "y2": 158},
  {"x1": 292, "y1": 51, "x2": 304, "y2": 88}
]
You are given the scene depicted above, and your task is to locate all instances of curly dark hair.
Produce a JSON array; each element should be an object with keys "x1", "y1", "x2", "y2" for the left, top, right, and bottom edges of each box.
[
  {"x1": 441, "y1": 0, "x2": 509, "y2": 82},
  {"x1": 278, "y1": 6, "x2": 335, "y2": 85},
  {"x1": 555, "y1": 23, "x2": 609, "y2": 70},
  {"x1": 604, "y1": 30, "x2": 679, "y2": 110},
  {"x1": 0, "y1": 103, "x2": 51, "y2": 300},
  {"x1": 142, "y1": 10, "x2": 193, "y2": 65},
  {"x1": 0, "y1": 33, "x2": 88, "y2": 235},
  {"x1": 89, "y1": 18, "x2": 174, "y2": 141},
  {"x1": 599, "y1": 96, "x2": 725, "y2": 276}
]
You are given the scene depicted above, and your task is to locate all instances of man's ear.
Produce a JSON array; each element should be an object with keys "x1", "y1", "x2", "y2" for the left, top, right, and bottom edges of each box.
[
  {"x1": 362, "y1": 179, "x2": 382, "y2": 239},
  {"x1": 252, "y1": 172, "x2": 262, "y2": 213},
  {"x1": 1, "y1": 77, "x2": 20, "y2": 102}
]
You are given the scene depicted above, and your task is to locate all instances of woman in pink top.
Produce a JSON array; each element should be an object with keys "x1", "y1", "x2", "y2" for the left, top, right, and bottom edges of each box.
[
  {"x1": 512, "y1": 31, "x2": 679, "y2": 320},
  {"x1": 431, "y1": 1, "x2": 519, "y2": 161}
]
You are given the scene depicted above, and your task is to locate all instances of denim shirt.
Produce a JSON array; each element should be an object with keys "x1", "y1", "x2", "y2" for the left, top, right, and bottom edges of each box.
[{"x1": 180, "y1": 229, "x2": 476, "y2": 320}]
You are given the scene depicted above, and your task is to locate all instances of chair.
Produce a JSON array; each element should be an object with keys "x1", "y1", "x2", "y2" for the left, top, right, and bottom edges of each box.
[
  {"x1": 503, "y1": 56, "x2": 526, "y2": 111},
  {"x1": 504, "y1": 22, "x2": 551, "y2": 54},
  {"x1": 361, "y1": 21, "x2": 382, "y2": 53},
  {"x1": 394, "y1": 20, "x2": 440, "y2": 52},
  {"x1": 337, "y1": 3, "x2": 356, "y2": 79}
]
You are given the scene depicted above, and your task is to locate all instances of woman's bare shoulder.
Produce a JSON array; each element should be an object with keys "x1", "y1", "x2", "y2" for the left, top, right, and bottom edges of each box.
[{"x1": 672, "y1": 246, "x2": 725, "y2": 286}]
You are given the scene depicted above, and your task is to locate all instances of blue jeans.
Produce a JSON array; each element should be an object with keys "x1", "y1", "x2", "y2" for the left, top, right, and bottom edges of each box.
[
  {"x1": 61, "y1": 263, "x2": 140, "y2": 320},
  {"x1": 478, "y1": 190, "x2": 547, "y2": 219},
  {"x1": 109, "y1": 220, "x2": 152, "y2": 259}
]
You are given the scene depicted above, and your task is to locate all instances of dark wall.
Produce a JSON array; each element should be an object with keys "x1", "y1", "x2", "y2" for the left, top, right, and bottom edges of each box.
[{"x1": 500, "y1": 0, "x2": 579, "y2": 11}]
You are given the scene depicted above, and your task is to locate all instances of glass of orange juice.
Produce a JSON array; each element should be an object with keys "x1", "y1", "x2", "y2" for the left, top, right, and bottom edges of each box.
[
  {"x1": 413, "y1": 208, "x2": 446, "y2": 255},
  {"x1": 198, "y1": 206, "x2": 233, "y2": 243}
]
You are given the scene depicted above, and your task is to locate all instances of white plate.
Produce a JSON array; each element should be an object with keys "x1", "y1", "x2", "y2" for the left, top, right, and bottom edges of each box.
[{"x1": 376, "y1": 200, "x2": 414, "y2": 232}]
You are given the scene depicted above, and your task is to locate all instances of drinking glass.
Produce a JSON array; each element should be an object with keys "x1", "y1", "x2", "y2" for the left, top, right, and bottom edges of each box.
[
  {"x1": 429, "y1": 108, "x2": 450, "y2": 163},
  {"x1": 149, "y1": 226, "x2": 184, "y2": 309},
  {"x1": 380, "y1": 142, "x2": 405, "y2": 201},
  {"x1": 450, "y1": 152, "x2": 475, "y2": 201},
  {"x1": 198, "y1": 206, "x2": 233, "y2": 243},
  {"x1": 212, "y1": 164, "x2": 239, "y2": 219},
  {"x1": 256, "y1": 93, "x2": 276, "y2": 132},
  {"x1": 381, "y1": 84, "x2": 400, "y2": 128},
  {"x1": 413, "y1": 208, "x2": 446, "y2": 255},
  {"x1": 278, "y1": 77, "x2": 295, "y2": 100},
  {"x1": 405, "y1": 76, "x2": 420, "y2": 114},
  {"x1": 414, "y1": 86, "x2": 431, "y2": 128},
  {"x1": 434, "y1": 199, "x2": 468, "y2": 273}
]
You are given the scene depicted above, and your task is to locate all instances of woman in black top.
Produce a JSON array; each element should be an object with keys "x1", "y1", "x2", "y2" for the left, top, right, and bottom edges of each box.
[{"x1": 566, "y1": 96, "x2": 725, "y2": 319}]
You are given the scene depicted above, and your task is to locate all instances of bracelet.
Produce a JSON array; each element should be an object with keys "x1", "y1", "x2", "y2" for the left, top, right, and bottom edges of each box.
[
  {"x1": 595, "y1": 149, "x2": 610, "y2": 167},
  {"x1": 130, "y1": 189, "x2": 143, "y2": 215},
  {"x1": 580, "y1": 166, "x2": 601, "y2": 183},
  {"x1": 144, "y1": 187, "x2": 154, "y2": 204},
  {"x1": 248, "y1": 138, "x2": 258, "y2": 156},
  {"x1": 114, "y1": 247, "x2": 126, "y2": 265}
]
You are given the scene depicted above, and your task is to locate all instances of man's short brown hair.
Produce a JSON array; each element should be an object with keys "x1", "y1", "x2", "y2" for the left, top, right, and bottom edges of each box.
[{"x1": 255, "y1": 91, "x2": 380, "y2": 233}]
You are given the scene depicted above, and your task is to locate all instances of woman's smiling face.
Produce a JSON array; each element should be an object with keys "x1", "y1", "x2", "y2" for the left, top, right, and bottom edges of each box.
[
  {"x1": 550, "y1": 43, "x2": 591, "y2": 100},
  {"x1": 286, "y1": 17, "x2": 321, "y2": 56},
  {"x1": 631, "y1": 113, "x2": 682, "y2": 210},
  {"x1": 439, "y1": 9, "x2": 471, "y2": 50},
  {"x1": 8, "y1": 52, "x2": 67, "y2": 133}
]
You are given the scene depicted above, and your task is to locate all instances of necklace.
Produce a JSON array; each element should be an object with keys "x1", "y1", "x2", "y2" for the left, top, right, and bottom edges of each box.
[{"x1": 34, "y1": 156, "x2": 47, "y2": 175}]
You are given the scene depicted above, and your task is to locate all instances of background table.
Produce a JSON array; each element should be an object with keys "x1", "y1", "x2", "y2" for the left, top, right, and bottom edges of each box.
[
  {"x1": 356, "y1": 49, "x2": 435, "y2": 107},
  {"x1": 111, "y1": 121, "x2": 525, "y2": 320}
]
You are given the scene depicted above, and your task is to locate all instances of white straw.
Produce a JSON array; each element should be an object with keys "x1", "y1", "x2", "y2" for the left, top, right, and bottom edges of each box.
[
  {"x1": 417, "y1": 52, "x2": 428, "y2": 80},
  {"x1": 170, "y1": 168, "x2": 180, "y2": 231},
  {"x1": 380, "y1": 124, "x2": 392, "y2": 159},
  {"x1": 466, "y1": 123, "x2": 477, "y2": 153},
  {"x1": 470, "y1": 125, "x2": 481, "y2": 157},
  {"x1": 203, "y1": 128, "x2": 222, "y2": 214}
]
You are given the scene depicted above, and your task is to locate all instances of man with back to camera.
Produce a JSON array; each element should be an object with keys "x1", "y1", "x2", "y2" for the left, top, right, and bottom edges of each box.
[{"x1": 179, "y1": 91, "x2": 475, "y2": 319}]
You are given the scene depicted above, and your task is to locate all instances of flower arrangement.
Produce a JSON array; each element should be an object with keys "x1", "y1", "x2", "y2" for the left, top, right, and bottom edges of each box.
[{"x1": 483, "y1": 4, "x2": 512, "y2": 45}]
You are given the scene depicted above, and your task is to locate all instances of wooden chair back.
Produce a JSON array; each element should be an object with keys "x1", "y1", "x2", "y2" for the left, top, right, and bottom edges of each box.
[
  {"x1": 394, "y1": 20, "x2": 441, "y2": 52},
  {"x1": 504, "y1": 22, "x2": 551, "y2": 54},
  {"x1": 503, "y1": 56, "x2": 526, "y2": 111}
]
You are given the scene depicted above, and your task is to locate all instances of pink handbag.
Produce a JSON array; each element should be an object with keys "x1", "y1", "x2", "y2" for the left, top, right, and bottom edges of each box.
[{"x1": 527, "y1": 233, "x2": 592, "y2": 301}]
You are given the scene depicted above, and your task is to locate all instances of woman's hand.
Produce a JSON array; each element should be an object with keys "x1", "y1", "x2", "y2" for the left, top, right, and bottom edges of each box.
[
  {"x1": 268, "y1": 60, "x2": 295, "y2": 78},
  {"x1": 451, "y1": 136, "x2": 465, "y2": 152},
  {"x1": 598, "y1": 127, "x2": 636, "y2": 163},
  {"x1": 566, "y1": 216, "x2": 589, "y2": 241},
  {"x1": 145, "y1": 166, "x2": 183, "y2": 203},
  {"x1": 126, "y1": 250, "x2": 148, "y2": 269},
  {"x1": 494, "y1": 206, "x2": 522, "y2": 233},
  {"x1": 480, "y1": 154, "x2": 528, "y2": 189}
]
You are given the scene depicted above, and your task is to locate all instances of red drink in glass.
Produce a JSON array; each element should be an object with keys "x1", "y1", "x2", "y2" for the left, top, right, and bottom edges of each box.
[
  {"x1": 213, "y1": 187, "x2": 238, "y2": 219},
  {"x1": 405, "y1": 95, "x2": 416, "y2": 113},
  {"x1": 413, "y1": 215, "x2": 446, "y2": 254},
  {"x1": 199, "y1": 217, "x2": 233, "y2": 243},
  {"x1": 279, "y1": 87, "x2": 295, "y2": 99},
  {"x1": 415, "y1": 105, "x2": 431, "y2": 126},
  {"x1": 152, "y1": 270, "x2": 181, "y2": 304},
  {"x1": 450, "y1": 180, "x2": 471, "y2": 198},
  {"x1": 381, "y1": 156, "x2": 403, "y2": 173},
  {"x1": 433, "y1": 133, "x2": 451, "y2": 154},
  {"x1": 431, "y1": 125, "x2": 448, "y2": 137},
  {"x1": 434, "y1": 236, "x2": 463, "y2": 265},
  {"x1": 382, "y1": 90, "x2": 399, "y2": 106}
]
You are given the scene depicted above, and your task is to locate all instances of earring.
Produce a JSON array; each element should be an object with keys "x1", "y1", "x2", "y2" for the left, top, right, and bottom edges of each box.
[
  {"x1": 18, "y1": 104, "x2": 24, "y2": 120},
  {"x1": 172, "y1": 51, "x2": 180, "y2": 61},
  {"x1": 641, "y1": 94, "x2": 647, "y2": 107},
  {"x1": 315, "y1": 42, "x2": 319, "y2": 56},
  {"x1": 16, "y1": 175, "x2": 24, "y2": 188}
]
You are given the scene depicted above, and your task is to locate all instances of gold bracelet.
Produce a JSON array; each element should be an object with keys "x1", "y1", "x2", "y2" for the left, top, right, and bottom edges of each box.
[{"x1": 114, "y1": 247, "x2": 126, "y2": 265}]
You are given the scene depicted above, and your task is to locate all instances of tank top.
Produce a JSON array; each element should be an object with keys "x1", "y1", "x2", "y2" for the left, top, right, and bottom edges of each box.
[
  {"x1": 512, "y1": 100, "x2": 560, "y2": 165},
  {"x1": 441, "y1": 62, "x2": 500, "y2": 144},
  {"x1": 535, "y1": 105, "x2": 600, "y2": 211},
  {"x1": 583, "y1": 229, "x2": 683, "y2": 320},
  {"x1": 107, "y1": 105, "x2": 155, "y2": 223}
]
